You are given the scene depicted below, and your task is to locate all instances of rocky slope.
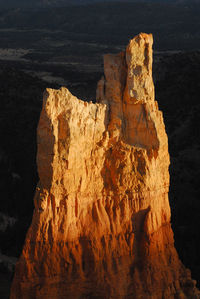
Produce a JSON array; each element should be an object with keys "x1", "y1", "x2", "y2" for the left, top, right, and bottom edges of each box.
[{"x1": 10, "y1": 33, "x2": 199, "y2": 299}]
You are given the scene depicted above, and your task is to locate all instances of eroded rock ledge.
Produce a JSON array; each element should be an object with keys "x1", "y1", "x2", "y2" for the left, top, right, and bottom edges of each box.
[{"x1": 10, "y1": 33, "x2": 200, "y2": 299}]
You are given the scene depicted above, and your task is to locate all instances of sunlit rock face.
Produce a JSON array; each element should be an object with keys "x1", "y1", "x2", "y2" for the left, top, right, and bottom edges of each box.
[{"x1": 10, "y1": 33, "x2": 199, "y2": 299}]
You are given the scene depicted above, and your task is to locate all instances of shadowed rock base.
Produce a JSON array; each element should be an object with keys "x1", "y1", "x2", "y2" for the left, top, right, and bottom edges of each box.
[{"x1": 10, "y1": 33, "x2": 200, "y2": 299}]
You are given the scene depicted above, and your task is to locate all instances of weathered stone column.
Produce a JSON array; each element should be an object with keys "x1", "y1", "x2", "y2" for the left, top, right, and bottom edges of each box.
[{"x1": 10, "y1": 33, "x2": 199, "y2": 299}]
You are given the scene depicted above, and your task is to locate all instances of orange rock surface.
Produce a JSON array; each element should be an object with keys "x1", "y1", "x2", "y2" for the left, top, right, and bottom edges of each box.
[{"x1": 10, "y1": 33, "x2": 200, "y2": 299}]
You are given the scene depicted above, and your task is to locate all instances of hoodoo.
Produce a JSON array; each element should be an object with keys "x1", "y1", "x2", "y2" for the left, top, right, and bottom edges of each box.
[{"x1": 10, "y1": 33, "x2": 199, "y2": 299}]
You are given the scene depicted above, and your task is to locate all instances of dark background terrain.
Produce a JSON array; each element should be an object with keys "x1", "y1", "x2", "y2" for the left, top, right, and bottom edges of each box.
[{"x1": 0, "y1": 1, "x2": 200, "y2": 298}]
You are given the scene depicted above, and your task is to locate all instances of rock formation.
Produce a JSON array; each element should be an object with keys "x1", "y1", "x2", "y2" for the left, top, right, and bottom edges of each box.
[{"x1": 10, "y1": 33, "x2": 199, "y2": 299}]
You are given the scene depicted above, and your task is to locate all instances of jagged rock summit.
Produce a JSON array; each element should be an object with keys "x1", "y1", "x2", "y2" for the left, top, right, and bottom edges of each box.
[{"x1": 10, "y1": 33, "x2": 199, "y2": 299}]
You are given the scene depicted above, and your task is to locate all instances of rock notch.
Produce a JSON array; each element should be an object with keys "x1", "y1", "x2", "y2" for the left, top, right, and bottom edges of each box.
[{"x1": 10, "y1": 33, "x2": 199, "y2": 299}]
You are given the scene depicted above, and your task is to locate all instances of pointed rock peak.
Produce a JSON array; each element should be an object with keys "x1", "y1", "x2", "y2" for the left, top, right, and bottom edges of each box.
[
  {"x1": 96, "y1": 33, "x2": 157, "y2": 147},
  {"x1": 97, "y1": 33, "x2": 154, "y2": 107},
  {"x1": 10, "y1": 33, "x2": 199, "y2": 299},
  {"x1": 125, "y1": 33, "x2": 154, "y2": 103}
]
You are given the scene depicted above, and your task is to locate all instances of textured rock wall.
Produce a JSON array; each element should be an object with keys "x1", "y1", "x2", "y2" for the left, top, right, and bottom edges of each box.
[{"x1": 10, "y1": 33, "x2": 199, "y2": 299}]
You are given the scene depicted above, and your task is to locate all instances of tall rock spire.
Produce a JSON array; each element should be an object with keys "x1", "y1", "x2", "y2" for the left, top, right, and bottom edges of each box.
[{"x1": 10, "y1": 33, "x2": 199, "y2": 299}]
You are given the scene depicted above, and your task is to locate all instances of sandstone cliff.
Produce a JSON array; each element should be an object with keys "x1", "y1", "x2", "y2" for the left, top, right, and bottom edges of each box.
[{"x1": 10, "y1": 33, "x2": 199, "y2": 299}]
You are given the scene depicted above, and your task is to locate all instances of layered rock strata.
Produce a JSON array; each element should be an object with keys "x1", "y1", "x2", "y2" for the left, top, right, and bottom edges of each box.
[{"x1": 10, "y1": 33, "x2": 199, "y2": 299}]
